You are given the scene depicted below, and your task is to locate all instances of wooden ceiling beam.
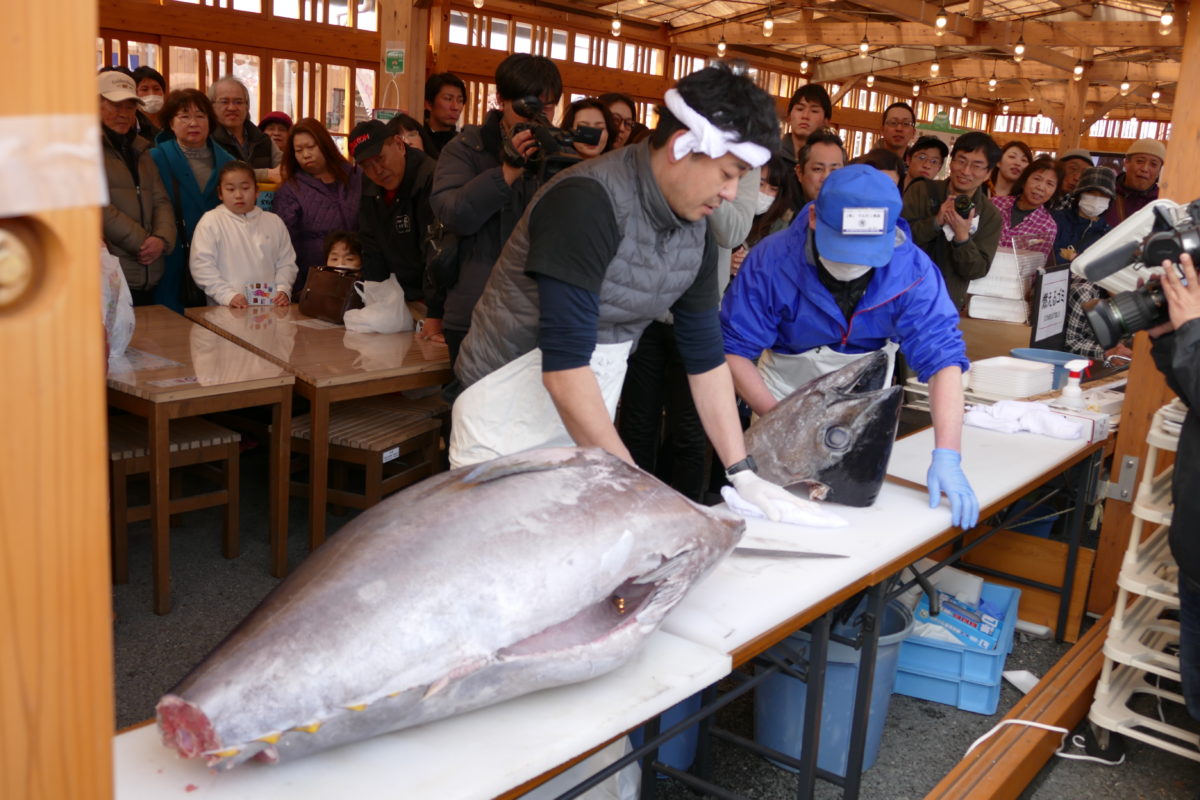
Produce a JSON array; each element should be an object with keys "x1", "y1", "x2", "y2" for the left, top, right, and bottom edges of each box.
[
  {"x1": 1083, "y1": 83, "x2": 1153, "y2": 128},
  {"x1": 669, "y1": 20, "x2": 1181, "y2": 48},
  {"x1": 857, "y1": 0, "x2": 976, "y2": 37}
]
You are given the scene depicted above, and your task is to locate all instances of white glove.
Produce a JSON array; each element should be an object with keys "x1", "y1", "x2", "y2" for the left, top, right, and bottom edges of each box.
[{"x1": 728, "y1": 470, "x2": 812, "y2": 523}]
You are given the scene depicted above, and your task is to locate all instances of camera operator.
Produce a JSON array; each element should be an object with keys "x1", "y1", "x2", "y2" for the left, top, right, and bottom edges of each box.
[
  {"x1": 425, "y1": 53, "x2": 561, "y2": 365},
  {"x1": 1148, "y1": 251, "x2": 1200, "y2": 722},
  {"x1": 902, "y1": 132, "x2": 1003, "y2": 310}
]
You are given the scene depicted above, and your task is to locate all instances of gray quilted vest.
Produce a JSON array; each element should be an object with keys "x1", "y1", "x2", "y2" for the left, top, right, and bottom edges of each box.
[{"x1": 455, "y1": 141, "x2": 709, "y2": 389}]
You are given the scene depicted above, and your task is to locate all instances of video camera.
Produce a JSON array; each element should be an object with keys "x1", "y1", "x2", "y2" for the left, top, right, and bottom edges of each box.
[
  {"x1": 1071, "y1": 198, "x2": 1200, "y2": 349},
  {"x1": 501, "y1": 96, "x2": 603, "y2": 182}
]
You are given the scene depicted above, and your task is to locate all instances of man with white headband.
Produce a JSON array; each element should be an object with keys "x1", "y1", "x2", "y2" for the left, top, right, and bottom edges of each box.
[
  {"x1": 721, "y1": 164, "x2": 979, "y2": 528},
  {"x1": 450, "y1": 63, "x2": 806, "y2": 520}
]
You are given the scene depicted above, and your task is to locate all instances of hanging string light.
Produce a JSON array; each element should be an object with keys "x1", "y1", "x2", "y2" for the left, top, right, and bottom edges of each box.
[
  {"x1": 866, "y1": 58, "x2": 876, "y2": 88},
  {"x1": 763, "y1": 6, "x2": 775, "y2": 38},
  {"x1": 935, "y1": 4, "x2": 948, "y2": 36},
  {"x1": 1120, "y1": 65, "x2": 1131, "y2": 95},
  {"x1": 1152, "y1": 87, "x2": 1162, "y2": 104},
  {"x1": 1161, "y1": 1, "x2": 1175, "y2": 29},
  {"x1": 912, "y1": 82, "x2": 921, "y2": 97},
  {"x1": 717, "y1": 34, "x2": 727, "y2": 57},
  {"x1": 961, "y1": 93, "x2": 969, "y2": 108},
  {"x1": 988, "y1": 62, "x2": 998, "y2": 92},
  {"x1": 1002, "y1": 102, "x2": 1010, "y2": 114},
  {"x1": 800, "y1": 54, "x2": 810, "y2": 73},
  {"x1": 860, "y1": 35, "x2": 870, "y2": 56},
  {"x1": 930, "y1": 58, "x2": 940, "y2": 77},
  {"x1": 473, "y1": 0, "x2": 484, "y2": 8},
  {"x1": 1073, "y1": 61, "x2": 1084, "y2": 81},
  {"x1": 1013, "y1": 36, "x2": 1025, "y2": 63},
  {"x1": 611, "y1": 10, "x2": 621, "y2": 37}
]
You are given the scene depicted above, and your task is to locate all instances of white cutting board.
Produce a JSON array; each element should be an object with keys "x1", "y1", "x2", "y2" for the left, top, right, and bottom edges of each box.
[{"x1": 114, "y1": 631, "x2": 729, "y2": 800}]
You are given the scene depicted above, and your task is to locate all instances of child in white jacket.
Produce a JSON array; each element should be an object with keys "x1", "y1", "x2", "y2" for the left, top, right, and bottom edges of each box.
[{"x1": 189, "y1": 161, "x2": 298, "y2": 307}]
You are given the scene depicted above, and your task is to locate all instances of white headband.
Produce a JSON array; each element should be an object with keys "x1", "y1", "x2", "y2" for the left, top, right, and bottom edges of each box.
[{"x1": 663, "y1": 88, "x2": 771, "y2": 169}]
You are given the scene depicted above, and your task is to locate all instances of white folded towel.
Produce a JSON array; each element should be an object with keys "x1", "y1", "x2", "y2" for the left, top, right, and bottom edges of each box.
[
  {"x1": 720, "y1": 486, "x2": 849, "y2": 528},
  {"x1": 964, "y1": 400, "x2": 1084, "y2": 440}
]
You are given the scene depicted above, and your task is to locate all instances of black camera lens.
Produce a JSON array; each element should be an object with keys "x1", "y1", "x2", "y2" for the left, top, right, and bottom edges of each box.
[
  {"x1": 1084, "y1": 279, "x2": 1170, "y2": 350},
  {"x1": 953, "y1": 194, "x2": 974, "y2": 219}
]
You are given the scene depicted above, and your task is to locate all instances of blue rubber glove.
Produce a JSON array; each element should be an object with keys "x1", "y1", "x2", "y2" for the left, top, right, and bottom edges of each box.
[{"x1": 927, "y1": 448, "x2": 979, "y2": 529}]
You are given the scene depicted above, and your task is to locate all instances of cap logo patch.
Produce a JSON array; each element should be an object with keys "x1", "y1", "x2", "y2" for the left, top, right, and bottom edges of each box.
[
  {"x1": 350, "y1": 133, "x2": 371, "y2": 155},
  {"x1": 841, "y1": 207, "x2": 886, "y2": 235}
]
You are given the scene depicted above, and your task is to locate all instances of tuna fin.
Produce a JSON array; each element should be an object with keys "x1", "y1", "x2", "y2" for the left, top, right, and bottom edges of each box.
[
  {"x1": 462, "y1": 448, "x2": 593, "y2": 485},
  {"x1": 291, "y1": 722, "x2": 322, "y2": 734},
  {"x1": 422, "y1": 675, "x2": 451, "y2": 700}
]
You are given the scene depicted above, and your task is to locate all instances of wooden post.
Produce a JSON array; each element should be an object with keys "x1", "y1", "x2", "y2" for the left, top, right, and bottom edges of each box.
[
  {"x1": 1, "y1": 0, "x2": 113, "y2": 798},
  {"x1": 1087, "y1": 4, "x2": 1200, "y2": 614},
  {"x1": 1057, "y1": 66, "x2": 1090, "y2": 148},
  {"x1": 378, "y1": 0, "x2": 427, "y2": 115}
]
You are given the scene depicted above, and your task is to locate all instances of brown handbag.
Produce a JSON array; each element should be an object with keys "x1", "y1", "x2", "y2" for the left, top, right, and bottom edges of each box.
[{"x1": 297, "y1": 266, "x2": 365, "y2": 325}]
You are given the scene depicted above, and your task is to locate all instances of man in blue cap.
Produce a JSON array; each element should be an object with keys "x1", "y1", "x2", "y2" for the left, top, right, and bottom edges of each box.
[{"x1": 721, "y1": 163, "x2": 979, "y2": 528}]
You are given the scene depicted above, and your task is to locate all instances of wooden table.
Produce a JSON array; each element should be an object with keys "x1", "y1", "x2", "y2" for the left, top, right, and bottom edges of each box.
[
  {"x1": 107, "y1": 306, "x2": 294, "y2": 614},
  {"x1": 185, "y1": 305, "x2": 452, "y2": 551}
]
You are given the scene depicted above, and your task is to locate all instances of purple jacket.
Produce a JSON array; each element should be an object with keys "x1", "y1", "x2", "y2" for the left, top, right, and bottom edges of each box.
[
  {"x1": 272, "y1": 165, "x2": 363, "y2": 292},
  {"x1": 1103, "y1": 174, "x2": 1159, "y2": 228}
]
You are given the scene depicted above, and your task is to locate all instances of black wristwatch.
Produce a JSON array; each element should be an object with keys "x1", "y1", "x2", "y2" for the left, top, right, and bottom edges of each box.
[{"x1": 724, "y1": 455, "x2": 758, "y2": 480}]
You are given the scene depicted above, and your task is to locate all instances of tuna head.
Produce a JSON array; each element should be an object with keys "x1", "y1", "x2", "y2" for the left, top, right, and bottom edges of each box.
[
  {"x1": 745, "y1": 351, "x2": 902, "y2": 506},
  {"x1": 156, "y1": 447, "x2": 742, "y2": 769}
]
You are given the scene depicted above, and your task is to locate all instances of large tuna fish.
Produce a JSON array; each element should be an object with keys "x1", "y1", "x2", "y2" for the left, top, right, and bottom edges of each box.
[
  {"x1": 745, "y1": 351, "x2": 902, "y2": 507},
  {"x1": 157, "y1": 447, "x2": 743, "y2": 769}
]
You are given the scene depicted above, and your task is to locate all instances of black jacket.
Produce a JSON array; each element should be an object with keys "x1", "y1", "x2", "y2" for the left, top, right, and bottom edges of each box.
[
  {"x1": 211, "y1": 120, "x2": 277, "y2": 170},
  {"x1": 359, "y1": 147, "x2": 438, "y2": 310},
  {"x1": 1151, "y1": 319, "x2": 1200, "y2": 583}
]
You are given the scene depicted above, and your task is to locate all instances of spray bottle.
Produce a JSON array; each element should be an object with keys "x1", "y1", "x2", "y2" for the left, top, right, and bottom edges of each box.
[{"x1": 1058, "y1": 359, "x2": 1091, "y2": 409}]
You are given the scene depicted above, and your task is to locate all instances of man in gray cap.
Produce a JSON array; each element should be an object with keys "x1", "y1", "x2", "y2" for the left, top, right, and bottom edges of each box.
[
  {"x1": 1105, "y1": 137, "x2": 1166, "y2": 226},
  {"x1": 99, "y1": 69, "x2": 175, "y2": 303},
  {"x1": 1053, "y1": 148, "x2": 1093, "y2": 209}
]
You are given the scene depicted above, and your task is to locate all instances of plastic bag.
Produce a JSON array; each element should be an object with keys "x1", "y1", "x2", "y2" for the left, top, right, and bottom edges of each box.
[
  {"x1": 101, "y1": 245, "x2": 135, "y2": 360},
  {"x1": 343, "y1": 275, "x2": 415, "y2": 334}
]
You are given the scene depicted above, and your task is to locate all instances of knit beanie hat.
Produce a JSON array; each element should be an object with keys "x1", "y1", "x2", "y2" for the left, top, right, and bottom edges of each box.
[{"x1": 1072, "y1": 166, "x2": 1117, "y2": 198}]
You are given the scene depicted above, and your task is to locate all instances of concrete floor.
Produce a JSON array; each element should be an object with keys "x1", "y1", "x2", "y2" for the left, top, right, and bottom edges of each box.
[{"x1": 112, "y1": 446, "x2": 1200, "y2": 798}]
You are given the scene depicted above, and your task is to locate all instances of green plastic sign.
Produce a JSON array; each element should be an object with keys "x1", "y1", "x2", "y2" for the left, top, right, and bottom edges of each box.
[{"x1": 385, "y1": 48, "x2": 405, "y2": 75}]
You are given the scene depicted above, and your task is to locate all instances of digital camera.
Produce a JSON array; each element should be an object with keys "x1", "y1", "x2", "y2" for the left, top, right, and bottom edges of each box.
[{"x1": 502, "y1": 96, "x2": 603, "y2": 182}]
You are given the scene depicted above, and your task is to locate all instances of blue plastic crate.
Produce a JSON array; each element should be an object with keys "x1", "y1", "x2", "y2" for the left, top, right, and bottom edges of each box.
[{"x1": 893, "y1": 582, "x2": 1021, "y2": 715}]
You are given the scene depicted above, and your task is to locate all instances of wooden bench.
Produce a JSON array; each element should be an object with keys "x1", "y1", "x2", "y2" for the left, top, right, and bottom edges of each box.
[
  {"x1": 108, "y1": 414, "x2": 241, "y2": 585},
  {"x1": 290, "y1": 397, "x2": 443, "y2": 510}
]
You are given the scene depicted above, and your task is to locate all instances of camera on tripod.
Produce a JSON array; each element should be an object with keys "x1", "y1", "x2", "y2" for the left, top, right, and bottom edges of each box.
[
  {"x1": 502, "y1": 96, "x2": 603, "y2": 181},
  {"x1": 1071, "y1": 198, "x2": 1200, "y2": 349}
]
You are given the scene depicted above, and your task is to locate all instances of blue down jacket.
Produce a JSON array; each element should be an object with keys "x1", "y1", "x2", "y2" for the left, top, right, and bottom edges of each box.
[{"x1": 721, "y1": 204, "x2": 968, "y2": 383}]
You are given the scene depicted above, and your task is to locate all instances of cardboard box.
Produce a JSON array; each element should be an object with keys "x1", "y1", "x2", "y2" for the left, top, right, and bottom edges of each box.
[{"x1": 959, "y1": 316, "x2": 1033, "y2": 363}]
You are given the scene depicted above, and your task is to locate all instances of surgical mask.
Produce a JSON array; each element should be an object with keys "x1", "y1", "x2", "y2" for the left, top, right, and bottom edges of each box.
[
  {"x1": 755, "y1": 190, "x2": 775, "y2": 215},
  {"x1": 1078, "y1": 194, "x2": 1110, "y2": 219},
  {"x1": 821, "y1": 257, "x2": 873, "y2": 281},
  {"x1": 141, "y1": 94, "x2": 164, "y2": 114}
]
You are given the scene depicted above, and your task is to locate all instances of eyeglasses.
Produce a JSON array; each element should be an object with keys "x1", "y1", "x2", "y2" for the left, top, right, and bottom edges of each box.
[
  {"x1": 913, "y1": 153, "x2": 942, "y2": 165},
  {"x1": 215, "y1": 98, "x2": 247, "y2": 107},
  {"x1": 175, "y1": 112, "x2": 208, "y2": 123},
  {"x1": 884, "y1": 119, "x2": 915, "y2": 129},
  {"x1": 611, "y1": 116, "x2": 634, "y2": 130},
  {"x1": 951, "y1": 155, "x2": 990, "y2": 174}
]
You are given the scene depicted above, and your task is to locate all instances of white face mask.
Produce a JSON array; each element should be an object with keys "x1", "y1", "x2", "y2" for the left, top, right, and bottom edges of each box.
[
  {"x1": 1078, "y1": 193, "x2": 1110, "y2": 219},
  {"x1": 755, "y1": 190, "x2": 776, "y2": 215},
  {"x1": 141, "y1": 94, "x2": 164, "y2": 114},
  {"x1": 821, "y1": 257, "x2": 873, "y2": 281}
]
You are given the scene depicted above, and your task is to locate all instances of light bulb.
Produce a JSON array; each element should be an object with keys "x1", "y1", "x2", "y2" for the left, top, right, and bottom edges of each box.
[
  {"x1": 988, "y1": 77, "x2": 997, "y2": 91},
  {"x1": 860, "y1": 36, "x2": 870, "y2": 56},
  {"x1": 717, "y1": 35, "x2": 726, "y2": 57},
  {"x1": 866, "y1": 73, "x2": 875, "y2": 88},
  {"x1": 473, "y1": 0, "x2": 483, "y2": 7},
  {"x1": 800, "y1": 57, "x2": 809, "y2": 73},
  {"x1": 1162, "y1": 2, "x2": 1174, "y2": 27},
  {"x1": 1073, "y1": 62, "x2": 1084, "y2": 80},
  {"x1": 912, "y1": 83, "x2": 921, "y2": 97},
  {"x1": 961, "y1": 95, "x2": 969, "y2": 107},
  {"x1": 1120, "y1": 80, "x2": 1130, "y2": 94},
  {"x1": 930, "y1": 60, "x2": 940, "y2": 76},
  {"x1": 611, "y1": 15, "x2": 621, "y2": 36},
  {"x1": 1002, "y1": 104, "x2": 1010, "y2": 114},
  {"x1": 1131, "y1": 114, "x2": 1139, "y2": 125},
  {"x1": 763, "y1": 12, "x2": 774, "y2": 37},
  {"x1": 1152, "y1": 89, "x2": 1162, "y2": 103},
  {"x1": 1014, "y1": 38, "x2": 1025, "y2": 57},
  {"x1": 935, "y1": 9, "x2": 948, "y2": 33}
]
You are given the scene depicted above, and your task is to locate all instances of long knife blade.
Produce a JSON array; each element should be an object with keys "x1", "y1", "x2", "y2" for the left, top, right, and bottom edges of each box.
[{"x1": 732, "y1": 546, "x2": 848, "y2": 559}]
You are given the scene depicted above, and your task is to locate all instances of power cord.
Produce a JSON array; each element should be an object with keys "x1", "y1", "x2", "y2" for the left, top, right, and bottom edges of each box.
[{"x1": 965, "y1": 719, "x2": 1125, "y2": 766}]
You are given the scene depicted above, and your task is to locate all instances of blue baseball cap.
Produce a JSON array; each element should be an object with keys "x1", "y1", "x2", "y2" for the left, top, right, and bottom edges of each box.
[{"x1": 814, "y1": 164, "x2": 903, "y2": 268}]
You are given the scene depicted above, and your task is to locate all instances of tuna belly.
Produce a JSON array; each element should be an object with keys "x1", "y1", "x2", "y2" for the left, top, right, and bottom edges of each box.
[{"x1": 159, "y1": 572, "x2": 670, "y2": 770}]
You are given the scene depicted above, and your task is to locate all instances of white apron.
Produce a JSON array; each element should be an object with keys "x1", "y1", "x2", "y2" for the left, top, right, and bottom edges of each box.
[
  {"x1": 449, "y1": 341, "x2": 634, "y2": 469},
  {"x1": 758, "y1": 341, "x2": 900, "y2": 402}
]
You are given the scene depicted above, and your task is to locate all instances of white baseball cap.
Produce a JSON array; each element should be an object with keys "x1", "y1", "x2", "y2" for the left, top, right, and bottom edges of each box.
[{"x1": 98, "y1": 71, "x2": 141, "y2": 104}]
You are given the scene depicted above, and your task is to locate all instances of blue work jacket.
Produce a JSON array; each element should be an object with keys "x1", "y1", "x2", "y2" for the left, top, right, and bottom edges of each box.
[{"x1": 720, "y1": 207, "x2": 969, "y2": 383}]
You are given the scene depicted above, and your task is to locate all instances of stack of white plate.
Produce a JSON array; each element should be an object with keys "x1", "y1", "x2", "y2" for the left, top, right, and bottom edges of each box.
[{"x1": 969, "y1": 356, "x2": 1054, "y2": 398}]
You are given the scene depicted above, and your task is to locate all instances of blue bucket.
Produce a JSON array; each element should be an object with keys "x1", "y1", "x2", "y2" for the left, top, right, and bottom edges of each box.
[
  {"x1": 629, "y1": 691, "x2": 703, "y2": 776},
  {"x1": 1011, "y1": 347, "x2": 1083, "y2": 389},
  {"x1": 754, "y1": 601, "x2": 914, "y2": 777}
]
